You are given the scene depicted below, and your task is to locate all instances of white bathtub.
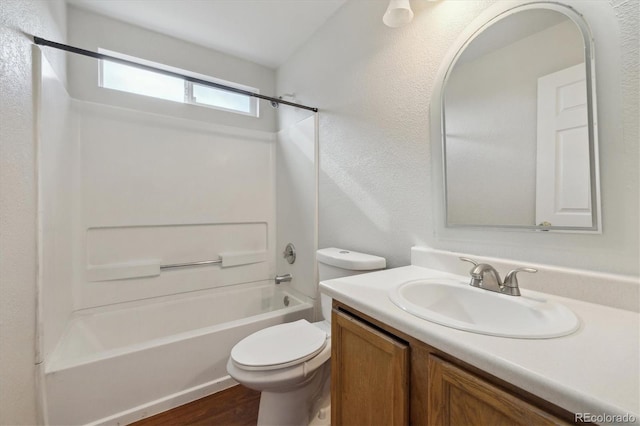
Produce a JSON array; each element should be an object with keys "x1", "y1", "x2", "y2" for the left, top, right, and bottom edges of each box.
[{"x1": 43, "y1": 282, "x2": 313, "y2": 425}]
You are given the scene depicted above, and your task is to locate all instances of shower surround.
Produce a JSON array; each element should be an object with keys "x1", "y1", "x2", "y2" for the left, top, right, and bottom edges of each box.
[{"x1": 35, "y1": 50, "x2": 317, "y2": 424}]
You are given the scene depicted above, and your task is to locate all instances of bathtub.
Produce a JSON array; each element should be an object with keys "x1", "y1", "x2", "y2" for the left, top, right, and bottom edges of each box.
[{"x1": 42, "y1": 282, "x2": 313, "y2": 425}]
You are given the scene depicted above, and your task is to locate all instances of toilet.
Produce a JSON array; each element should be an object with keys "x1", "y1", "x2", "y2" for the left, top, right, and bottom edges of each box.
[{"x1": 226, "y1": 247, "x2": 386, "y2": 426}]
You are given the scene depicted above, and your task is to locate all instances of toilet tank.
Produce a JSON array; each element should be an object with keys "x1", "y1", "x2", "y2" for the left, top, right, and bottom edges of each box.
[{"x1": 317, "y1": 248, "x2": 386, "y2": 322}]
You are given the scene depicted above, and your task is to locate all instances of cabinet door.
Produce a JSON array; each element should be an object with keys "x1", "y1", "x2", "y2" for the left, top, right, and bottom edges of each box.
[
  {"x1": 428, "y1": 355, "x2": 569, "y2": 426},
  {"x1": 332, "y1": 309, "x2": 409, "y2": 426}
]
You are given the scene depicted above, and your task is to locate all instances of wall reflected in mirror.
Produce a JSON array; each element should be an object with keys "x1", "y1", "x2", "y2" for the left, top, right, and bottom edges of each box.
[{"x1": 442, "y1": 6, "x2": 600, "y2": 231}]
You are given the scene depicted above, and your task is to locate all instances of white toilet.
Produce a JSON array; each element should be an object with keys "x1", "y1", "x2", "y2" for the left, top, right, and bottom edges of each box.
[{"x1": 226, "y1": 247, "x2": 386, "y2": 426}]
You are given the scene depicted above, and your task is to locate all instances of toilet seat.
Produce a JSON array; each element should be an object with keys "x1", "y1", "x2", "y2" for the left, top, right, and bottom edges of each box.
[{"x1": 231, "y1": 319, "x2": 328, "y2": 371}]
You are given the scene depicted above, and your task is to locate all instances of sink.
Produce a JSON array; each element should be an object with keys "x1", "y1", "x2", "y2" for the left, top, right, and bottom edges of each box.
[{"x1": 388, "y1": 278, "x2": 579, "y2": 338}]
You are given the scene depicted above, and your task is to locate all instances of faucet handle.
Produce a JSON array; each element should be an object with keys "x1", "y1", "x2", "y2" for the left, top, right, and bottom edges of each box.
[
  {"x1": 503, "y1": 267, "x2": 537, "y2": 288},
  {"x1": 459, "y1": 257, "x2": 479, "y2": 267},
  {"x1": 460, "y1": 257, "x2": 482, "y2": 278}
]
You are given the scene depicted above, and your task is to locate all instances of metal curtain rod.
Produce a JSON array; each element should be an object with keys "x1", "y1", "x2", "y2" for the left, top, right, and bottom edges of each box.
[{"x1": 33, "y1": 36, "x2": 318, "y2": 113}]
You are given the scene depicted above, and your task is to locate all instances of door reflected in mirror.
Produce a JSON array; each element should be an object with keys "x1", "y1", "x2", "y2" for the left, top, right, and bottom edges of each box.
[{"x1": 442, "y1": 5, "x2": 600, "y2": 232}]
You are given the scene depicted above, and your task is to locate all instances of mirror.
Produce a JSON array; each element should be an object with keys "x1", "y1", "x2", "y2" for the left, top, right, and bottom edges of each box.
[{"x1": 441, "y1": 4, "x2": 600, "y2": 232}]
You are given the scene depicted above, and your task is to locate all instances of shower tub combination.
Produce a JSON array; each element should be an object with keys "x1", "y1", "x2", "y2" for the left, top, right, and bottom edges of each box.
[{"x1": 43, "y1": 282, "x2": 313, "y2": 425}]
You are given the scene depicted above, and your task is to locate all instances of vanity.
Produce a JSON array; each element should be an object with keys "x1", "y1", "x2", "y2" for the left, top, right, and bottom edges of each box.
[
  {"x1": 321, "y1": 247, "x2": 639, "y2": 426},
  {"x1": 332, "y1": 303, "x2": 572, "y2": 425}
]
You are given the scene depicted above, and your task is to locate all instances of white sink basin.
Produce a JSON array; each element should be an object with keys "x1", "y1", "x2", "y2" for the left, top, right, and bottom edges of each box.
[{"x1": 388, "y1": 278, "x2": 579, "y2": 338}]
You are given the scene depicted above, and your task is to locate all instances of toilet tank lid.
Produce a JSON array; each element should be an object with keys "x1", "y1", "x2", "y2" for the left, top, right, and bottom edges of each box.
[{"x1": 316, "y1": 248, "x2": 386, "y2": 271}]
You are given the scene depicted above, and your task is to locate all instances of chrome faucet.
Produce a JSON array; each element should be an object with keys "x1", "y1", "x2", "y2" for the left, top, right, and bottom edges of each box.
[{"x1": 460, "y1": 257, "x2": 536, "y2": 296}]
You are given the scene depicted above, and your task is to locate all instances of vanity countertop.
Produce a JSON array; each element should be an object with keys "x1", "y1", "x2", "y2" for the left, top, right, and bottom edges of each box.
[{"x1": 320, "y1": 265, "x2": 639, "y2": 424}]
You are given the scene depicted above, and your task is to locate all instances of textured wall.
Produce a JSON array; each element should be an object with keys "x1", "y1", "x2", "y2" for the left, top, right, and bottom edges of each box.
[
  {"x1": 277, "y1": 0, "x2": 639, "y2": 276},
  {"x1": 0, "y1": 1, "x2": 67, "y2": 424},
  {"x1": 614, "y1": 0, "x2": 640, "y2": 264}
]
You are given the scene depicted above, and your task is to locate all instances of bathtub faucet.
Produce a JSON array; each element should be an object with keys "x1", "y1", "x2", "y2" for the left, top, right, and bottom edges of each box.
[{"x1": 275, "y1": 274, "x2": 293, "y2": 284}]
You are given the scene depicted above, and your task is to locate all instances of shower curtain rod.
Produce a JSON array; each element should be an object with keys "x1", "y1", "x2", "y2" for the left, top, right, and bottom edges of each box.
[{"x1": 33, "y1": 36, "x2": 318, "y2": 113}]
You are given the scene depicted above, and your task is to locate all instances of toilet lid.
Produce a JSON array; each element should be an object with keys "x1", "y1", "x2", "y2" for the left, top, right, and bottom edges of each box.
[{"x1": 231, "y1": 319, "x2": 327, "y2": 370}]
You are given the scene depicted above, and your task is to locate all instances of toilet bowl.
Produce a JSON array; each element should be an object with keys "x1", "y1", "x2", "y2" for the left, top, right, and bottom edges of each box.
[
  {"x1": 226, "y1": 320, "x2": 331, "y2": 425},
  {"x1": 227, "y1": 248, "x2": 386, "y2": 426}
]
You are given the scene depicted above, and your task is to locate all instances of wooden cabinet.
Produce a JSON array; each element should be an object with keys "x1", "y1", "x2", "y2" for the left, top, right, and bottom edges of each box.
[
  {"x1": 331, "y1": 308, "x2": 409, "y2": 426},
  {"x1": 428, "y1": 355, "x2": 569, "y2": 426},
  {"x1": 332, "y1": 301, "x2": 574, "y2": 426}
]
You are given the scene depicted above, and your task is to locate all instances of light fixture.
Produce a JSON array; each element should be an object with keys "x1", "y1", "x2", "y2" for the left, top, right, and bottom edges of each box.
[{"x1": 383, "y1": 0, "x2": 414, "y2": 28}]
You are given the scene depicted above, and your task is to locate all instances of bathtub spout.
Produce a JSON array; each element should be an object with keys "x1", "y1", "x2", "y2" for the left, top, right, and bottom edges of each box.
[{"x1": 275, "y1": 274, "x2": 293, "y2": 284}]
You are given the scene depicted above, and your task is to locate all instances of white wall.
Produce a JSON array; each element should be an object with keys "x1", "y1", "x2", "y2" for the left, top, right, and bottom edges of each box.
[
  {"x1": 445, "y1": 20, "x2": 583, "y2": 226},
  {"x1": 0, "y1": 1, "x2": 67, "y2": 424},
  {"x1": 67, "y1": 6, "x2": 277, "y2": 132},
  {"x1": 277, "y1": 0, "x2": 639, "y2": 277}
]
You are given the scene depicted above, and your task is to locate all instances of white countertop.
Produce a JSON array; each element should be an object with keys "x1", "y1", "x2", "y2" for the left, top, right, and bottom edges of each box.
[{"x1": 320, "y1": 265, "x2": 640, "y2": 424}]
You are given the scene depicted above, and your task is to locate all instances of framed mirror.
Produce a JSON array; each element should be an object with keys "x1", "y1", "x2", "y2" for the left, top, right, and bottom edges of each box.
[{"x1": 440, "y1": 3, "x2": 601, "y2": 232}]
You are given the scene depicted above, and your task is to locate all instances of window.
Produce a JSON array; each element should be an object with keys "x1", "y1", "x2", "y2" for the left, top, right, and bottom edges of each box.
[
  {"x1": 190, "y1": 82, "x2": 252, "y2": 114},
  {"x1": 99, "y1": 49, "x2": 259, "y2": 117}
]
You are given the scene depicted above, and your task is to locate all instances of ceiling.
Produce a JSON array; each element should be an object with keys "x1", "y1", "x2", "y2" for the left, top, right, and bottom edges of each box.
[{"x1": 66, "y1": 0, "x2": 347, "y2": 69}]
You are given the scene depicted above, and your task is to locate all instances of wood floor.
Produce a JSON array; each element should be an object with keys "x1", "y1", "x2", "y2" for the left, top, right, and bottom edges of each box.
[{"x1": 130, "y1": 385, "x2": 261, "y2": 426}]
